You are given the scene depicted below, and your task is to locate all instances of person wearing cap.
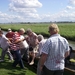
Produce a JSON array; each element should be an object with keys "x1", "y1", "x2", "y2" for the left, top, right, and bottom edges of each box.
[
  {"x1": 40, "y1": 24, "x2": 70, "y2": 75},
  {"x1": 8, "y1": 28, "x2": 12, "y2": 32},
  {"x1": 25, "y1": 28, "x2": 39, "y2": 65}
]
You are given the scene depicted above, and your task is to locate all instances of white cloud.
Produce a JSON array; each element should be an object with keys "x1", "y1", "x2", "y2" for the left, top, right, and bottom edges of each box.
[
  {"x1": 8, "y1": 0, "x2": 75, "y2": 22},
  {"x1": 10, "y1": 0, "x2": 42, "y2": 8},
  {"x1": 9, "y1": 0, "x2": 42, "y2": 12},
  {"x1": 66, "y1": 6, "x2": 73, "y2": 9},
  {"x1": 8, "y1": 0, "x2": 42, "y2": 22},
  {"x1": 1, "y1": 0, "x2": 75, "y2": 23},
  {"x1": 0, "y1": 11, "x2": 25, "y2": 23},
  {"x1": 69, "y1": 0, "x2": 75, "y2": 5}
]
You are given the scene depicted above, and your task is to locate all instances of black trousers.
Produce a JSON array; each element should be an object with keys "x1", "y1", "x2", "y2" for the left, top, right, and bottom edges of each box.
[{"x1": 41, "y1": 66, "x2": 64, "y2": 75}]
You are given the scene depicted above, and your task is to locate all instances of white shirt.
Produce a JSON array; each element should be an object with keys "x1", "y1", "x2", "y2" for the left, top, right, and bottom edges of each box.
[
  {"x1": 38, "y1": 39, "x2": 47, "y2": 55},
  {"x1": 20, "y1": 35, "x2": 29, "y2": 49},
  {"x1": 42, "y1": 34, "x2": 70, "y2": 70},
  {"x1": 0, "y1": 34, "x2": 9, "y2": 50}
]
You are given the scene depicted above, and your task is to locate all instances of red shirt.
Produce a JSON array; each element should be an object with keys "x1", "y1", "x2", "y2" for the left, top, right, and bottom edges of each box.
[
  {"x1": 6, "y1": 32, "x2": 14, "y2": 38},
  {"x1": 10, "y1": 32, "x2": 20, "y2": 51}
]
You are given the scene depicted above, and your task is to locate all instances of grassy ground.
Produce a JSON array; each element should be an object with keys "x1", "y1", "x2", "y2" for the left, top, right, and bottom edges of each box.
[
  {"x1": 0, "y1": 48, "x2": 36, "y2": 75},
  {"x1": 0, "y1": 51, "x2": 75, "y2": 75}
]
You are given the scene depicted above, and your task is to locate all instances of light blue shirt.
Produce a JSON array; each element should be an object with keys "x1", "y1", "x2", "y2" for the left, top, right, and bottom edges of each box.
[{"x1": 42, "y1": 34, "x2": 70, "y2": 70}]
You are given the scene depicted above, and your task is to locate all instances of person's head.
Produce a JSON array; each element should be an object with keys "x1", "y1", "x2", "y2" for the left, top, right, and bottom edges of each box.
[
  {"x1": 48, "y1": 23, "x2": 59, "y2": 35},
  {"x1": 26, "y1": 28, "x2": 33, "y2": 36},
  {"x1": 38, "y1": 34, "x2": 44, "y2": 42},
  {"x1": 19, "y1": 28, "x2": 25, "y2": 35},
  {"x1": 8, "y1": 28, "x2": 12, "y2": 32}
]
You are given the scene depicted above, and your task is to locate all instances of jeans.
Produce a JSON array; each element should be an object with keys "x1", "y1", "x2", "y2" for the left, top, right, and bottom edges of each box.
[{"x1": 12, "y1": 50, "x2": 24, "y2": 68}]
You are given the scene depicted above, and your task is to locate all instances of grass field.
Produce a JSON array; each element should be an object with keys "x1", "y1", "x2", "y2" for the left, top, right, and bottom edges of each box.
[
  {"x1": 0, "y1": 23, "x2": 75, "y2": 41},
  {"x1": 0, "y1": 48, "x2": 36, "y2": 75}
]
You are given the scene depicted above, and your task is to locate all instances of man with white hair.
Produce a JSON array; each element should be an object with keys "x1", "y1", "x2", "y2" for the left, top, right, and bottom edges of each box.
[{"x1": 40, "y1": 24, "x2": 70, "y2": 75}]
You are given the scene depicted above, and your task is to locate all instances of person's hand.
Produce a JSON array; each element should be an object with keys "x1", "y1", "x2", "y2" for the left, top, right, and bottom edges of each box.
[{"x1": 40, "y1": 65, "x2": 43, "y2": 71}]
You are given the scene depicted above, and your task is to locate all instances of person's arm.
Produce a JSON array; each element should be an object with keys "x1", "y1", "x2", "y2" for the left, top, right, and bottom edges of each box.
[
  {"x1": 16, "y1": 34, "x2": 26, "y2": 44},
  {"x1": 34, "y1": 36, "x2": 39, "y2": 45},
  {"x1": 40, "y1": 53, "x2": 48, "y2": 70},
  {"x1": 3, "y1": 35, "x2": 11, "y2": 44},
  {"x1": 14, "y1": 38, "x2": 24, "y2": 44},
  {"x1": 65, "y1": 50, "x2": 70, "y2": 58},
  {"x1": 8, "y1": 38, "x2": 13, "y2": 41}
]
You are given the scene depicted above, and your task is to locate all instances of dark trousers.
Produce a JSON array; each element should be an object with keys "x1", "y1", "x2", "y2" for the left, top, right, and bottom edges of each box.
[
  {"x1": 41, "y1": 66, "x2": 64, "y2": 75},
  {"x1": 12, "y1": 50, "x2": 24, "y2": 68}
]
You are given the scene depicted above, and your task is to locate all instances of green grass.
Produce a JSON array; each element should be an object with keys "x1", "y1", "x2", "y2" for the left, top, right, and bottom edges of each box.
[
  {"x1": 0, "y1": 23, "x2": 75, "y2": 41},
  {"x1": 0, "y1": 48, "x2": 36, "y2": 75},
  {"x1": 0, "y1": 49, "x2": 75, "y2": 75}
]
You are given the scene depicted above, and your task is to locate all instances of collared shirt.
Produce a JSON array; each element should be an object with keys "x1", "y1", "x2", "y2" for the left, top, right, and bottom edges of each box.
[
  {"x1": 41, "y1": 34, "x2": 70, "y2": 70},
  {"x1": 38, "y1": 39, "x2": 47, "y2": 55}
]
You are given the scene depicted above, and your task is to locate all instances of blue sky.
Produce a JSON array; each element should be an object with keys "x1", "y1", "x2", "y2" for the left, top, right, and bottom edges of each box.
[{"x1": 0, "y1": 0, "x2": 75, "y2": 23}]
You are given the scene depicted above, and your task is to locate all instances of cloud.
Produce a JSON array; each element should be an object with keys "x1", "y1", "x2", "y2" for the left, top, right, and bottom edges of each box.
[
  {"x1": 38, "y1": 7, "x2": 75, "y2": 22},
  {"x1": 10, "y1": 0, "x2": 42, "y2": 8},
  {"x1": 69, "y1": 0, "x2": 75, "y2": 5},
  {"x1": 9, "y1": 0, "x2": 42, "y2": 12},
  {"x1": 8, "y1": 0, "x2": 75, "y2": 22},
  {"x1": 66, "y1": 6, "x2": 73, "y2": 9},
  {"x1": 8, "y1": 0, "x2": 42, "y2": 21},
  {"x1": 0, "y1": 11, "x2": 24, "y2": 23},
  {"x1": 1, "y1": 0, "x2": 75, "y2": 23}
]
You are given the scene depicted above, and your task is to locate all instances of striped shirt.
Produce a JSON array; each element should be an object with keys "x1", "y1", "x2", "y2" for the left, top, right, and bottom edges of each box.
[
  {"x1": 10, "y1": 32, "x2": 20, "y2": 51},
  {"x1": 41, "y1": 34, "x2": 70, "y2": 70}
]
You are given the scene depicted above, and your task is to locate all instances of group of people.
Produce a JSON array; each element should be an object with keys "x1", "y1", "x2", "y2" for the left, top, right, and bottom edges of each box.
[
  {"x1": 0, "y1": 23, "x2": 70, "y2": 75},
  {"x1": 0, "y1": 27, "x2": 45, "y2": 69}
]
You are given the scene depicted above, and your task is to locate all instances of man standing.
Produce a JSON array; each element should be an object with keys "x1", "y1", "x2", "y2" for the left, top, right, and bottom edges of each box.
[{"x1": 40, "y1": 24, "x2": 70, "y2": 75}]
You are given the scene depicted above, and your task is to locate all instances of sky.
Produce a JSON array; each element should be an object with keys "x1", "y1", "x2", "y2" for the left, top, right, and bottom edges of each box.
[{"x1": 0, "y1": 0, "x2": 75, "y2": 23}]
